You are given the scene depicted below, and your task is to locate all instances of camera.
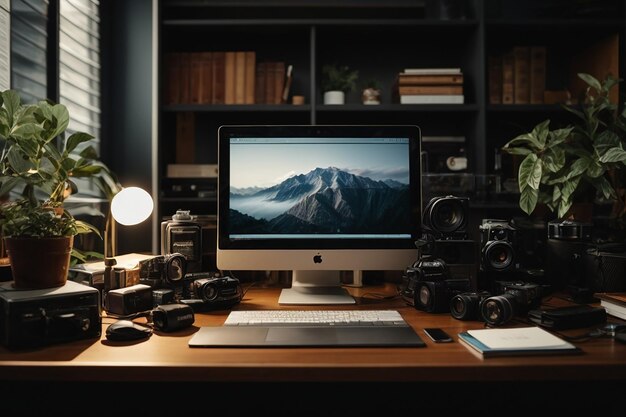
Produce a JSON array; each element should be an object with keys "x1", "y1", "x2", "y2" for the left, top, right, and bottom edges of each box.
[
  {"x1": 180, "y1": 273, "x2": 242, "y2": 311},
  {"x1": 401, "y1": 256, "x2": 471, "y2": 313},
  {"x1": 450, "y1": 291, "x2": 491, "y2": 321},
  {"x1": 137, "y1": 253, "x2": 187, "y2": 289},
  {"x1": 479, "y1": 281, "x2": 543, "y2": 326},
  {"x1": 422, "y1": 195, "x2": 469, "y2": 240},
  {"x1": 546, "y1": 220, "x2": 593, "y2": 290},
  {"x1": 479, "y1": 219, "x2": 517, "y2": 281},
  {"x1": 161, "y1": 210, "x2": 203, "y2": 273}
]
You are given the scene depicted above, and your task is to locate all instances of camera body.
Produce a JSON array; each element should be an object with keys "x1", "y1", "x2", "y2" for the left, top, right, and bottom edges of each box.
[
  {"x1": 401, "y1": 256, "x2": 471, "y2": 313},
  {"x1": 161, "y1": 210, "x2": 203, "y2": 273},
  {"x1": 179, "y1": 273, "x2": 243, "y2": 311},
  {"x1": 479, "y1": 219, "x2": 518, "y2": 286},
  {"x1": 479, "y1": 281, "x2": 543, "y2": 326},
  {"x1": 137, "y1": 253, "x2": 188, "y2": 289}
]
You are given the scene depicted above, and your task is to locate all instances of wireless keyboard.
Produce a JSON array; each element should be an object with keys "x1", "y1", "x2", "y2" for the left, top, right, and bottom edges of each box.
[{"x1": 223, "y1": 309, "x2": 409, "y2": 327}]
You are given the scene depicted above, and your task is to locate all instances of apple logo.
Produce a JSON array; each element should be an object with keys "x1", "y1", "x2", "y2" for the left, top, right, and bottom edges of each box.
[{"x1": 313, "y1": 253, "x2": 322, "y2": 264}]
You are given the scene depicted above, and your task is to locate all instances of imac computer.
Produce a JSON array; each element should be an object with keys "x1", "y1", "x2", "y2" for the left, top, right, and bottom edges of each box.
[{"x1": 216, "y1": 125, "x2": 422, "y2": 304}]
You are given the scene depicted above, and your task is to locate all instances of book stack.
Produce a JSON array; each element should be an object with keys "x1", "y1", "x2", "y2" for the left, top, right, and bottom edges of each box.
[
  {"x1": 595, "y1": 292, "x2": 626, "y2": 320},
  {"x1": 254, "y1": 61, "x2": 289, "y2": 104},
  {"x1": 488, "y1": 45, "x2": 546, "y2": 104},
  {"x1": 394, "y1": 68, "x2": 464, "y2": 104}
]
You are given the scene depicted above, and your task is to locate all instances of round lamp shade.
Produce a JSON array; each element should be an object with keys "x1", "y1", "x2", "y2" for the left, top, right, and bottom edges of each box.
[{"x1": 111, "y1": 187, "x2": 154, "y2": 226}]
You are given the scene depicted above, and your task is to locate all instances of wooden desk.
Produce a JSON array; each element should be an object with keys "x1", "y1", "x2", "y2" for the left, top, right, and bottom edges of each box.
[{"x1": 1, "y1": 283, "x2": 625, "y2": 412}]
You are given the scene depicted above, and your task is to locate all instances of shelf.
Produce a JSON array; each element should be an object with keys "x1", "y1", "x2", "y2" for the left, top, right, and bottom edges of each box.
[
  {"x1": 317, "y1": 104, "x2": 478, "y2": 112},
  {"x1": 160, "y1": 197, "x2": 217, "y2": 203},
  {"x1": 163, "y1": 18, "x2": 478, "y2": 27},
  {"x1": 162, "y1": 104, "x2": 312, "y2": 112},
  {"x1": 486, "y1": 104, "x2": 569, "y2": 113},
  {"x1": 486, "y1": 18, "x2": 625, "y2": 29}
]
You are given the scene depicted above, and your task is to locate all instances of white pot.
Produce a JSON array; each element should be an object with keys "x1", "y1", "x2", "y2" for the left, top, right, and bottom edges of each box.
[{"x1": 323, "y1": 90, "x2": 345, "y2": 105}]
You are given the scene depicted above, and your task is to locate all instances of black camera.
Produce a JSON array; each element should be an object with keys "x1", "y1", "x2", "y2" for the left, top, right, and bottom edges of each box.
[
  {"x1": 138, "y1": 253, "x2": 187, "y2": 289},
  {"x1": 479, "y1": 219, "x2": 517, "y2": 278},
  {"x1": 450, "y1": 291, "x2": 491, "y2": 321},
  {"x1": 401, "y1": 256, "x2": 471, "y2": 313},
  {"x1": 422, "y1": 195, "x2": 469, "y2": 240},
  {"x1": 479, "y1": 281, "x2": 543, "y2": 326},
  {"x1": 180, "y1": 273, "x2": 243, "y2": 311},
  {"x1": 546, "y1": 220, "x2": 593, "y2": 290}
]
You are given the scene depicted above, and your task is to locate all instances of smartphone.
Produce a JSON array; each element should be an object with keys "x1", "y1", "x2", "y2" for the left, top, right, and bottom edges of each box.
[{"x1": 424, "y1": 328, "x2": 453, "y2": 343}]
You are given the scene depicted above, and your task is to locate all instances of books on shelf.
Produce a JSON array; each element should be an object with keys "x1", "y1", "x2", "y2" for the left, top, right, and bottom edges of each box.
[
  {"x1": 400, "y1": 94, "x2": 464, "y2": 104},
  {"x1": 488, "y1": 45, "x2": 546, "y2": 105},
  {"x1": 594, "y1": 292, "x2": 626, "y2": 320},
  {"x1": 395, "y1": 67, "x2": 464, "y2": 104},
  {"x1": 164, "y1": 50, "x2": 259, "y2": 105},
  {"x1": 458, "y1": 326, "x2": 581, "y2": 359}
]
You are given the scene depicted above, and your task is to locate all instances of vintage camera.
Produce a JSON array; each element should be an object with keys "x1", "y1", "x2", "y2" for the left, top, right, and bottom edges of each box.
[
  {"x1": 479, "y1": 281, "x2": 543, "y2": 326},
  {"x1": 450, "y1": 291, "x2": 491, "y2": 321},
  {"x1": 422, "y1": 195, "x2": 469, "y2": 240},
  {"x1": 401, "y1": 256, "x2": 471, "y2": 313},
  {"x1": 180, "y1": 273, "x2": 242, "y2": 311},
  {"x1": 546, "y1": 220, "x2": 593, "y2": 290},
  {"x1": 161, "y1": 210, "x2": 203, "y2": 273},
  {"x1": 479, "y1": 219, "x2": 518, "y2": 282},
  {"x1": 137, "y1": 253, "x2": 187, "y2": 289}
]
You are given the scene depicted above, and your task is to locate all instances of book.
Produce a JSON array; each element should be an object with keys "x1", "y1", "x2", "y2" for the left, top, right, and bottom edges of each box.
[
  {"x1": 224, "y1": 51, "x2": 236, "y2": 104},
  {"x1": 529, "y1": 46, "x2": 546, "y2": 104},
  {"x1": 212, "y1": 51, "x2": 226, "y2": 104},
  {"x1": 402, "y1": 68, "x2": 461, "y2": 75},
  {"x1": 513, "y1": 46, "x2": 530, "y2": 104},
  {"x1": 244, "y1": 51, "x2": 256, "y2": 104},
  {"x1": 397, "y1": 73, "x2": 464, "y2": 85},
  {"x1": 398, "y1": 85, "x2": 463, "y2": 95},
  {"x1": 501, "y1": 49, "x2": 515, "y2": 104},
  {"x1": 487, "y1": 55, "x2": 502, "y2": 104},
  {"x1": 595, "y1": 292, "x2": 626, "y2": 320},
  {"x1": 255, "y1": 61, "x2": 267, "y2": 104},
  {"x1": 458, "y1": 326, "x2": 581, "y2": 358},
  {"x1": 234, "y1": 51, "x2": 246, "y2": 104},
  {"x1": 399, "y1": 94, "x2": 464, "y2": 104}
]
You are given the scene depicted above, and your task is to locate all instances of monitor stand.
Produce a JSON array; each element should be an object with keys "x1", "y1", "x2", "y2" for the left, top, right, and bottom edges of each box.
[{"x1": 278, "y1": 270, "x2": 357, "y2": 305}]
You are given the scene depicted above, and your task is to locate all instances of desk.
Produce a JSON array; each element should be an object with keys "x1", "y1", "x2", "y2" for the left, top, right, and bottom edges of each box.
[{"x1": 1, "y1": 283, "x2": 625, "y2": 413}]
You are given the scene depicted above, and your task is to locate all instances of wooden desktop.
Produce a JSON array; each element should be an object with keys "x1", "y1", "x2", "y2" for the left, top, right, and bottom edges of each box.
[{"x1": 1, "y1": 282, "x2": 625, "y2": 412}]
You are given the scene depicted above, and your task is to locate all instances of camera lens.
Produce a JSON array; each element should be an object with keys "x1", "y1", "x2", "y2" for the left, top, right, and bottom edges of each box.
[
  {"x1": 479, "y1": 293, "x2": 516, "y2": 326},
  {"x1": 201, "y1": 281, "x2": 218, "y2": 301},
  {"x1": 450, "y1": 292, "x2": 485, "y2": 320},
  {"x1": 483, "y1": 240, "x2": 514, "y2": 271},
  {"x1": 165, "y1": 255, "x2": 186, "y2": 283},
  {"x1": 427, "y1": 198, "x2": 466, "y2": 233},
  {"x1": 418, "y1": 285, "x2": 432, "y2": 307}
]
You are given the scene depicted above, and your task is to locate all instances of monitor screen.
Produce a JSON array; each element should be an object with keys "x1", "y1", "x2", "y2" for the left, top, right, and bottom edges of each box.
[{"x1": 217, "y1": 125, "x2": 422, "y2": 304}]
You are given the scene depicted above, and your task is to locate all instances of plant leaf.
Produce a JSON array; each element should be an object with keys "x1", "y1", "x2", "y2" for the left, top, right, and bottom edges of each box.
[
  {"x1": 578, "y1": 73, "x2": 602, "y2": 92},
  {"x1": 600, "y1": 147, "x2": 626, "y2": 164},
  {"x1": 519, "y1": 186, "x2": 538, "y2": 215},
  {"x1": 518, "y1": 153, "x2": 542, "y2": 190},
  {"x1": 66, "y1": 132, "x2": 94, "y2": 154}
]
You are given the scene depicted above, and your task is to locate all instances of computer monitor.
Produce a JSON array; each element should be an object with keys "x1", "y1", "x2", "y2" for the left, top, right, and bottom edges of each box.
[{"x1": 217, "y1": 125, "x2": 422, "y2": 304}]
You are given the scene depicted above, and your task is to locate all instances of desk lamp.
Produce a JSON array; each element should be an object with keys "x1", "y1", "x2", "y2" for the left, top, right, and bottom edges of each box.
[{"x1": 105, "y1": 186, "x2": 153, "y2": 258}]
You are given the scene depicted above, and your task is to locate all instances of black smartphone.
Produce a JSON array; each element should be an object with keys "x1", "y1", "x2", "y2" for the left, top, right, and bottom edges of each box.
[{"x1": 424, "y1": 328, "x2": 453, "y2": 343}]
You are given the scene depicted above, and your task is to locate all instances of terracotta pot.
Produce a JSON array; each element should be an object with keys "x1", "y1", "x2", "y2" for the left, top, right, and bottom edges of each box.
[{"x1": 4, "y1": 236, "x2": 74, "y2": 289}]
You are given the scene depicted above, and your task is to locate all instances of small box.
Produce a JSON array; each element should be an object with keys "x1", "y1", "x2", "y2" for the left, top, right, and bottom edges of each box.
[{"x1": 105, "y1": 284, "x2": 153, "y2": 316}]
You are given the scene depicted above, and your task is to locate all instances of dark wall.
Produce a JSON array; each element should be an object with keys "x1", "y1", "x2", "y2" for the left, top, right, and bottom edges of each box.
[{"x1": 101, "y1": 0, "x2": 154, "y2": 254}]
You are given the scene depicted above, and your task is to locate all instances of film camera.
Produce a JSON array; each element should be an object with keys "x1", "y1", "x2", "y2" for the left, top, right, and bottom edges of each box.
[
  {"x1": 479, "y1": 219, "x2": 518, "y2": 285},
  {"x1": 401, "y1": 255, "x2": 471, "y2": 313},
  {"x1": 138, "y1": 252, "x2": 188, "y2": 289},
  {"x1": 178, "y1": 272, "x2": 243, "y2": 311}
]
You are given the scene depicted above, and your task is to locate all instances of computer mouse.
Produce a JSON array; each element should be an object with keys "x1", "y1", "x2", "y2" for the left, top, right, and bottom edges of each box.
[{"x1": 106, "y1": 320, "x2": 153, "y2": 341}]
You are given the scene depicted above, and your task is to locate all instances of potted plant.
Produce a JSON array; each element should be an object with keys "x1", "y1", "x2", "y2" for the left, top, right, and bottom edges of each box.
[
  {"x1": 321, "y1": 64, "x2": 359, "y2": 105},
  {"x1": 0, "y1": 90, "x2": 120, "y2": 289},
  {"x1": 502, "y1": 73, "x2": 626, "y2": 227}
]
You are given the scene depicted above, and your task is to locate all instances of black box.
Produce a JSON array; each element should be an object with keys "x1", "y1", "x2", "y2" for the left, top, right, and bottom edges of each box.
[
  {"x1": 105, "y1": 284, "x2": 153, "y2": 316},
  {"x1": 0, "y1": 280, "x2": 101, "y2": 349}
]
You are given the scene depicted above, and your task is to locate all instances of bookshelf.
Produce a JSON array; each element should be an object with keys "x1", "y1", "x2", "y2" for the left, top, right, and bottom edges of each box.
[{"x1": 155, "y1": 0, "x2": 626, "y2": 258}]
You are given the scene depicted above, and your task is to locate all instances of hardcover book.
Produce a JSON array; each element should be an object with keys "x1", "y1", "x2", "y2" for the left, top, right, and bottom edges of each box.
[{"x1": 595, "y1": 292, "x2": 626, "y2": 320}]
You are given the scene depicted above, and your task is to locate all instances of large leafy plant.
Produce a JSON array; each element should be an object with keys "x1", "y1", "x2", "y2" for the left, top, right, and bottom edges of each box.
[
  {"x1": 0, "y1": 90, "x2": 120, "y2": 260},
  {"x1": 502, "y1": 73, "x2": 626, "y2": 221}
]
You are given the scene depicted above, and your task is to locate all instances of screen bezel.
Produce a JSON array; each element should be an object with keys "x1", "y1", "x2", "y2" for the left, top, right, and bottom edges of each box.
[{"x1": 217, "y1": 124, "x2": 422, "y2": 251}]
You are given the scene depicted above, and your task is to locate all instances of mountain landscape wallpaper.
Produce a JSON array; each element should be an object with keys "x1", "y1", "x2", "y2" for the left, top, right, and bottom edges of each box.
[{"x1": 229, "y1": 165, "x2": 411, "y2": 235}]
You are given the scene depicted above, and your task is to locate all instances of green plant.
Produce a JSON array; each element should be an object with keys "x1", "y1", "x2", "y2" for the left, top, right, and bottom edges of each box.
[
  {"x1": 0, "y1": 90, "x2": 120, "y2": 261},
  {"x1": 502, "y1": 73, "x2": 626, "y2": 222},
  {"x1": 321, "y1": 64, "x2": 359, "y2": 93}
]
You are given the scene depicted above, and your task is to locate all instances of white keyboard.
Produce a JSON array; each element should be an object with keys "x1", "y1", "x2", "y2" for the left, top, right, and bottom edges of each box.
[{"x1": 224, "y1": 309, "x2": 409, "y2": 327}]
